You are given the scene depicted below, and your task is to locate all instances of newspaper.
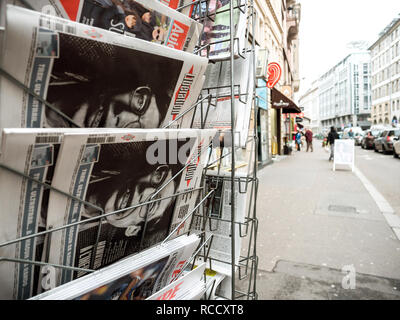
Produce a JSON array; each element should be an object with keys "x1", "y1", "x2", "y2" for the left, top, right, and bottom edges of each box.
[
  {"x1": 192, "y1": 171, "x2": 248, "y2": 276},
  {"x1": 0, "y1": 5, "x2": 208, "y2": 134},
  {"x1": 21, "y1": 0, "x2": 197, "y2": 19},
  {"x1": 44, "y1": 128, "x2": 215, "y2": 288},
  {"x1": 29, "y1": 233, "x2": 200, "y2": 299},
  {"x1": 167, "y1": 131, "x2": 218, "y2": 239},
  {"x1": 192, "y1": 0, "x2": 248, "y2": 60},
  {"x1": 162, "y1": 0, "x2": 196, "y2": 17},
  {"x1": 22, "y1": 0, "x2": 202, "y2": 52},
  {"x1": 0, "y1": 128, "x2": 66, "y2": 300},
  {"x1": 204, "y1": 267, "x2": 226, "y2": 299},
  {"x1": 206, "y1": 133, "x2": 257, "y2": 176},
  {"x1": 192, "y1": 50, "x2": 255, "y2": 148},
  {"x1": 146, "y1": 262, "x2": 205, "y2": 300}
]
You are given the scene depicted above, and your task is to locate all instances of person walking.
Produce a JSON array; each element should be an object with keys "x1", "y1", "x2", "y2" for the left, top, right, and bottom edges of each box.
[
  {"x1": 327, "y1": 126, "x2": 339, "y2": 161},
  {"x1": 295, "y1": 130, "x2": 302, "y2": 151},
  {"x1": 305, "y1": 128, "x2": 313, "y2": 152}
]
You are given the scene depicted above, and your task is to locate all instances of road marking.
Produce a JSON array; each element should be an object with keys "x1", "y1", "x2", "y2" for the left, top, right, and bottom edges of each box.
[
  {"x1": 360, "y1": 155, "x2": 374, "y2": 161},
  {"x1": 353, "y1": 166, "x2": 400, "y2": 241}
]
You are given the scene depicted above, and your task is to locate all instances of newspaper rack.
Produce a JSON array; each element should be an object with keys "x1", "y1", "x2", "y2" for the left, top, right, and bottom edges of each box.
[
  {"x1": 0, "y1": 0, "x2": 259, "y2": 300},
  {"x1": 189, "y1": 0, "x2": 258, "y2": 300}
]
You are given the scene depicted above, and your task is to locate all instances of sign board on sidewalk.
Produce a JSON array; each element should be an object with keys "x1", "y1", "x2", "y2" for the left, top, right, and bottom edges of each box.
[{"x1": 333, "y1": 139, "x2": 355, "y2": 171}]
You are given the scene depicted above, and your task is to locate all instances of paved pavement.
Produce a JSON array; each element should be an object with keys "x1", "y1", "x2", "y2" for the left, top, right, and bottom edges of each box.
[{"x1": 241, "y1": 141, "x2": 400, "y2": 300}]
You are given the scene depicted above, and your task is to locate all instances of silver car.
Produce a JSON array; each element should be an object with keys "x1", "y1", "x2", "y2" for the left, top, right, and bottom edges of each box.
[{"x1": 394, "y1": 136, "x2": 400, "y2": 159}]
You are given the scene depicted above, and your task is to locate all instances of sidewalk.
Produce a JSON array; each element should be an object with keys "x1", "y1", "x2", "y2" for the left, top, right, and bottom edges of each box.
[{"x1": 245, "y1": 142, "x2": 400, "y2": 299}]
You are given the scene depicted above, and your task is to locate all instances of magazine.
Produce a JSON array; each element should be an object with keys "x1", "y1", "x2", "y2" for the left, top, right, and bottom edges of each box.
[
  {"x1": 0, "y1": 128, "x2": 66, "y2": 300},
  {"x1": 44, "y1": 128, "x2": 215, "y2": 288},
  {"x1": 29, "y1": 234, "x2": 200, "y2": 299},
  {"x1": 192, "y1": 50, "x2": 255, "y2": 148},
  {"x1": 146, "y1": 262, "x2": 205, "y2": 300},
  {"x1": 192, "y1": 0, "x2": 248, "y2": 60},
  {"x1": 22, "y1": 0, "x2": 202, "y2": 52},
  {"x1": 0, "y1": 5, "x2": 208, "y2": 134}
]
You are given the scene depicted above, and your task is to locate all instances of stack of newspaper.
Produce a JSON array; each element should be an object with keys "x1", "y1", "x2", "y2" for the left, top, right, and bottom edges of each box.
[
  {"x1": 147, "y1": 262, "x2": 206, "y2": 300},
  {"x1": 192, "y1": 171, "x2": 249, "y2": 277},
  {"x1": 22, "y1": 0, "x2": 202, "y2": 52},
  {"x1": 0, "y1": 0, "x2": 255, "y2": 301},
  {"x1": 193, "y1": 49, "x2": 256, "y2": 148},
  {"x1": 193, "y1": 0, "x2": 248, "y2": 60},
  {"x1": 0, "y1": 127, "x2": 215, "y2": 299},
  {"x1": 203, "y1": 267, "x2": 227, "y2": 300},
  {"x1": 0, "y1": 5, "x2": 208, "y2": 132},
  {"x1": 29, "y1": 234, "x2": 200, "y2": 300}
]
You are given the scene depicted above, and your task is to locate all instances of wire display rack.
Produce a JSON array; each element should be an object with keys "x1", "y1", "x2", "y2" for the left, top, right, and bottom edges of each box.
[
  {"x1": 187, "y1": 0, "x2": 259, "y2": 300},
  {"x1": 0, "y1": 0, "x2": 259, "y2": 301}
]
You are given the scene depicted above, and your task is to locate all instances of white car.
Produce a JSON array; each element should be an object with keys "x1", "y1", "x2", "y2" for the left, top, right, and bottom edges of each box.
[{"x1": 394, "y1": 137, "x2": 400, "y2": 159}]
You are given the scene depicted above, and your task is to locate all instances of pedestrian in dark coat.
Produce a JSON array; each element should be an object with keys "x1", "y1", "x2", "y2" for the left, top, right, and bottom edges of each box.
[{"x1": 327, "y1": 126, "x2": 339, "y2": 161}]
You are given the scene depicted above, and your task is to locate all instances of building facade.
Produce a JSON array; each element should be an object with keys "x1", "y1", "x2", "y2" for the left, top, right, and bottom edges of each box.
[
  {"x1": 253, "y1": 0, "x2": 301, "y2": 158},
  {"x1": 370, "y1": 15, "x2": 400, "y2": 127},
  {"x1": 318, "y1": 51, "x2": 372, "y2": 131},
  {"x1": 298, "y1": 80, "x2": 320, "y2": 133}
]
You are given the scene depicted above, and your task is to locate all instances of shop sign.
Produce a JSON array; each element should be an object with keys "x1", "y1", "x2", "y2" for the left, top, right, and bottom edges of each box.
[{"x1": 266, "y1": 62, "x2": 281, "y2": 88}]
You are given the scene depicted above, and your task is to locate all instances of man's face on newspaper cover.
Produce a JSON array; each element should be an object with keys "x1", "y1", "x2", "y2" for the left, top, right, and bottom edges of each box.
[
  {"x1": 101, "y1": 165, "x2": 175, "y2": 236},
  {"x1": 104, "y1": 86, "x2": 160, "y2": 128},
  {"x1": 46, "y1": 32, "x2": 183, "y2": 129},
  {"x1": 73, "y1": 85, "x2": 162, "y2": 129}
]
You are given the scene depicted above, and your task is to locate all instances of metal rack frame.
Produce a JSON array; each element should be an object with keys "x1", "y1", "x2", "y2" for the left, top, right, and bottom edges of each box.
[
  {"x1": 0, "y1": 0, "x2": 259, "y2": 301},
  {"x1": 185, "y1": 0, "x2": 259, "y2": 300}
]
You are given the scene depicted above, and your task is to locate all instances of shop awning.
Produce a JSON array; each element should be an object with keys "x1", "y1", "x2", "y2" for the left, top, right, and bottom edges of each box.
[{"x1": 271, "y1": 87, "x2": 301, "y2": 114}]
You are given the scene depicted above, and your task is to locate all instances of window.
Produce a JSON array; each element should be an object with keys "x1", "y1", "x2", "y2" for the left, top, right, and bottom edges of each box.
[{"x1": 364, "y1": 95, "x2": 369, "y2": 107}]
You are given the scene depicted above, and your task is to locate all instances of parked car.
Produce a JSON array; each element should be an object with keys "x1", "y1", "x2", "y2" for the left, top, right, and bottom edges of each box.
[
  {"x1": 342, "y1": 127, "x2": 363, "y2": 140},
  {"x1": 394, "y1": 136, "x2": 400, "y2": 158},
  {"x1": 354, "y1": 132, "x2": 365, "y2": 146},
  {"x1": 374, "y1": 129, "x2": 400, "y2": 154},
  {"x1": 361, "y1": 129, "x2": 381, "y2": 149}
]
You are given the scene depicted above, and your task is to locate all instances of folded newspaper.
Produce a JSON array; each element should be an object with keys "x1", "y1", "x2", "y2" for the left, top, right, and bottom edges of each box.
[
  {"x1": 22, "y1": 0, "x2": 202, "y2": 52},
  {"x1": 162, "y1": 0, "x2": 197, "y2": 17},
  {"x1": 0, "y1": 128, "x2": 66, "y2": 300},
  {"x1": 29, "y1": 234, "x2": 200, "y2": 300},
  {"x1": 192, "y1": 171, "x2": 249, "y2": 276},
  {"x1": 44, "y1": 128, "x2": 215, "y2": 288},
  {"x1": 146, "y1": 262, "x2": 205, "y2": 300},
  {"x1": 0, "y1": 127, "x2": 215, "y2": 299},
  {"x1": 192, "y1": 50, "x2": 255, "y2": 147},
  {"x1": 206, "y1": 133, "x2": 256, "y2": 176},
  {"x1": 0, "y1": 5, "x2": 208, "y2": 133},
  {"x1": 192, "y1": 0, "x2": 248, "y2": 60},
  {"x1": 204, "y1": 267, "x2": 226, "y2": 300}
]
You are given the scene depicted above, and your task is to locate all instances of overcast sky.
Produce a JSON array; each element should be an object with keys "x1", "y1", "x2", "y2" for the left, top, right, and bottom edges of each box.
[{"x1": 297, "y1": 0, "x2": 400, "y2": 97}]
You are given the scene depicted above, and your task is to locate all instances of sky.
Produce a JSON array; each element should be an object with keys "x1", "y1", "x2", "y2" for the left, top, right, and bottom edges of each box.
[{"x1": 297, "y1": 0, "x2": 400, "y2": 98}]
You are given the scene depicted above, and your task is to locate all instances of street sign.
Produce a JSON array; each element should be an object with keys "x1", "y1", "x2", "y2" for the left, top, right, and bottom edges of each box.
[{"x1": 333, "y1": 139, "x2": 354, "y2": 172}]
